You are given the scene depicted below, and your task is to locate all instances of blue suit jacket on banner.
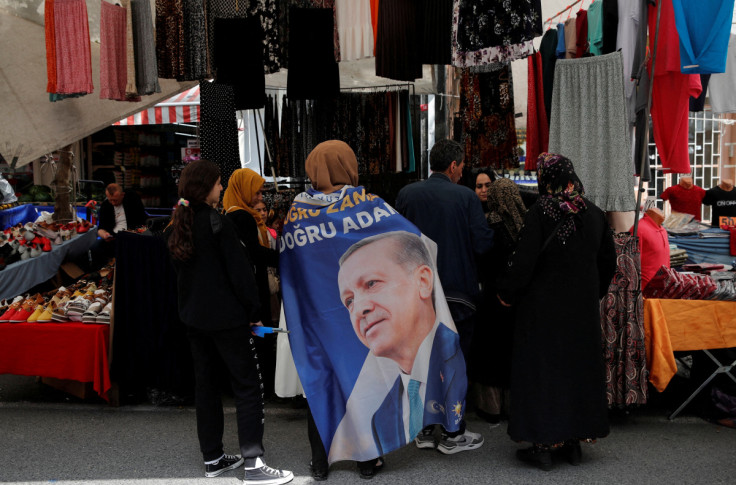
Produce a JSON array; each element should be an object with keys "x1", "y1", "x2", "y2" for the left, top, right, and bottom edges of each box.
[
  {"x1": 280, "y1": 186, "x2": 467, "y2": 464},
  {"x1": 371, "y1": 322, "x2": 465, "y2": 456}
]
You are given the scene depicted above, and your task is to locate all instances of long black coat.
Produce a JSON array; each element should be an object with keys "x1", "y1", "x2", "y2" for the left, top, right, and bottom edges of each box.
[{"x1": 498, "y1": 199, "x2": 616, "y2": 445}]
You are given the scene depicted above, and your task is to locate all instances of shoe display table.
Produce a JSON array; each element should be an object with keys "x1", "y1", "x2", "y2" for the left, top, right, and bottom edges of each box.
[
  {"x1": 644, "y1": 298, "x2": 736, "y2": 418},
  {"x1": 0, "y1": 228, "x2": 97, "y2": 300},
  {"x1": 0, "y1": 204, "x2": 38, "y2": 228},
  {"x1": 0, "y1": 322, "x2": 111, "y2": 401}
]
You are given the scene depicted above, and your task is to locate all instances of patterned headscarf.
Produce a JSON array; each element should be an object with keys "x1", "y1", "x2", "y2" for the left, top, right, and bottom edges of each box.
[
  {"x1": 223, "y1": 168, "x2": 269, "y2": 247},
  {"x1": 536, "y1": 152, "x2": 587, "y2": 243},
  {"x1": 305, "y1": 140, "x2": 359, "y2": 194},
  {"x1": 486, "y1": 178, "x2": 526, "y2": 242}
]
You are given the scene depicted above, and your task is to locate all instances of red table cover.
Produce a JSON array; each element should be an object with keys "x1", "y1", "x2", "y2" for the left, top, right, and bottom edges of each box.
[{"x1": 0, "y1": 322, "x2": 111, "y2": 400}]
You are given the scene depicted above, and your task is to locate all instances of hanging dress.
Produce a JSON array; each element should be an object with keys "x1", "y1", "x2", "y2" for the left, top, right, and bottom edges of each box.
[{"x1": 600, "y1": 233, "x2": 648, "y2": 409}]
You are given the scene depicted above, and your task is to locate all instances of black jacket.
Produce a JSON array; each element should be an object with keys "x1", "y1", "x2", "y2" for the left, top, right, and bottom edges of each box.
[
  {"x1": 226, "y1": 210, "x2": 278, "y2": 325},
  {"x1": 98, "y1": 192, "x2": 147, "y2": 233},
  {"x1": 171, "y1": 205, "x2": 261, "y2": 330},
  {"x1": 395, "y1": 173, "x2": 494, "y2": 304}
]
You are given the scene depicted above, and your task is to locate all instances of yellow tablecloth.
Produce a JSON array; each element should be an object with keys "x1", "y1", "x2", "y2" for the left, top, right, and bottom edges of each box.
[{"x1": 644, "y1": 299, "x2": 736, "y2": 392}]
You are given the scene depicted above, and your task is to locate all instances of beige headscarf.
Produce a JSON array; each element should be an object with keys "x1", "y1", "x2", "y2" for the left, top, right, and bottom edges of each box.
[
  {"x1": 305, "y1": 140, "x2": 359, "y2": 194},
  {"x1": 223, "y1": 168, "x2": 269, "y2": 247}
]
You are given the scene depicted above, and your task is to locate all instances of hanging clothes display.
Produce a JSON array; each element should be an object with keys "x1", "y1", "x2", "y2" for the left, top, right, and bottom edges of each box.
[
  {"x1": 45, "y1": 0, "x2": 58, "y2": 95},
  {"x1": 564, "y1": 17, "x2": 577, "y2": 59},
  {"x1": 183, "y1": 0, "x2": 209, "y2": 80},
  {"x1": 206, "y1": 0, "x2": 281, "y2": 78},
  {"x1": 458, "y1": 64, "x2": 518, "y2": 170},
  {"x1": 601, "y1": 0, "x2": 618, "y2": 54},
  {"x1": 121, "y1": 0, "x2": 139, "y2": 100},
  {"x1": 420, "y1": 0, "x2": 453, "y2": 65},
  {"x1": 155, "y1": 0, "x2": 185, "y2": 80},
  {"x1": 556, "y1": 22, "x2": 566, "y2": 59},
  {"x1": 287, "y1": 8, "x2": 339, "y2": 100},
  {"x1": 100, "y1": 1, "x2": 128, "y2": 101},
  {"x1": 689, "y1": 74, "x2": 710, "y2": 112},
  {"x1": 131, "y1": 0, "x2": 160, "y2": 95},
  {"x1": 587, "y1": 0, "x2": 604, "y2": 56},
  {"x1": 600, "y1": 233, "x2": 648, "y2": 409},
  {"x1": 648, "y1": 0, "x2": 702, "y2": 174},
  {"x1": 671, "y1": 0, "x2": 734, "y2": 74},
  {"x1": 575, "y1": 8, "x2": 588, "y2": 58},
  {"x1": 53, "y1": 0, "x2": 94, "y2": 96},
  {"x1": 539, "y1": 29, "x2": 558, "y2": 126},
  {"x1": 452, "y1": 0, "x2": 542, "y2": 68},
  {"x1": 214, "y1": 17, "x2": 266, "y2": 110},
  {"x1": 526, "y1": 52, "x2": 548, "y2": 171},
  {"x1": 708, "y1": 35, "x2": 736, "y2": 114},
  {"x1": 199, "y1": 81, "x2": 241, "y2": 189},
  {"x1": 617, "y1": 0, "x2": 644, "y2": 126},
  {"x1": 548, "y1": 52, "x2": 634, "y2": 211},
  {"x1": 335, "y1": 0, "x2": 374, "y2": 61},
  {"x1": 375, "y1": 0, "x2": 423, "y2": 81}
]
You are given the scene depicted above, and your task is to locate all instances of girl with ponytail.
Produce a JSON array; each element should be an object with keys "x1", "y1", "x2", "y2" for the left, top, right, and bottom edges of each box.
[{"x1": 167, "y1": 159, "x2": 293, "y2": 484}]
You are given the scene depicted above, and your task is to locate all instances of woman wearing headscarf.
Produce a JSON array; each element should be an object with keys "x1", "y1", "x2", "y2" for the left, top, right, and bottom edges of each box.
[
  {"x1": 275, "y1": 140, "x2": 383, "y2": 480},
  {"x1": 223, "y1": 168, "x2": 279, "y2": 395},
  {"x1": 468, "y1": 177, "x2": 526, "y2": 427},
  {"x1": 497, "y1": 153, "x2": 616, "y2": 471}
]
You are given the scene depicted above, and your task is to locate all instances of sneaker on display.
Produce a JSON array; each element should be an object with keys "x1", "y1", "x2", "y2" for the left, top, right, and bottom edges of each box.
[
  {"x1": 437, "y1": 429, "x2": 484, "y2": 455},
  {"x1": 243, "y1": 457, "x2": 293, "y2": 485},
  {"x1": 204, "y1": 454, "x2": 244, "y2": 478}
]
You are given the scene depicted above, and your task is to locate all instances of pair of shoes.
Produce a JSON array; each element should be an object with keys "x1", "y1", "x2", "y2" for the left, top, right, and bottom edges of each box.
[
  {"x1": 563, "y1": 440, "x2": 582, "y2": 466},
  {"x1": 243, "y1": 457, "x2": 293, "y2": 485},
  {"x1": 516, "y1": 446, "x2": 553, "y2": 471},
  {"x1": 437, "y1": 429, "x2": 484, "y2": 455},
  {"x1": 309, "y1": 460, "x2": 328, "y2": 481},
  {"x1": 204, "y1": 454, "x2": 244, "y2": 478},
  {"x1": 357, "y1": 457, "x2": 383, "y2": 480},
  {"x1": 414, "y1": 428, "x2": 437, "y2": 449}
]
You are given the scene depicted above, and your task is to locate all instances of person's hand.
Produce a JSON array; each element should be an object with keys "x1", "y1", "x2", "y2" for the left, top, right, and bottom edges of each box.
[
  {"x1": 250, "y1": 321, "x2": 263, "y2": 336},
  {"x1": 98, "y1": 229, "x2": 113, "y2": 241},
  {"x1": 497, "y1": 294, "x2": 511, "y2": 307}
]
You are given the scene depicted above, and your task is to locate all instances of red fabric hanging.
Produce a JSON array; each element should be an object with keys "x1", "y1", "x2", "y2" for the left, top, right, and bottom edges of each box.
[
  {"x1": 45, "y1": 0, "x2": 57, "y2": 93},
  {"x1": 648, "y1": 0, "x2": 702, "y2": 173},
  {"x1": 526, "y1": 51, "x2": 549, "y2": 171}
]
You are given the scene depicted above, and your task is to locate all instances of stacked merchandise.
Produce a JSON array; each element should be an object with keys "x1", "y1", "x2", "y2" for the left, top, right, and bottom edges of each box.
[
  {"x1": 669, "y1": 245, "x2": 688, "y2": 267},
  {"x1": 643, "y1": 265, "x2": 724, "y2": 300},
  {"x1": 0, "y1": 274, "x2": 113, "y2": 324},
  {"x1": 707, "y1": 272, "x2": 736, "y2": 301}
]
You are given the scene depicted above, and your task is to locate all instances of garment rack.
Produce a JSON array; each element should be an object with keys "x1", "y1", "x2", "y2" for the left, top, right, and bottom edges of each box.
[{"x1": 544, "y1": 0, "x2": 585, "y2": 27}]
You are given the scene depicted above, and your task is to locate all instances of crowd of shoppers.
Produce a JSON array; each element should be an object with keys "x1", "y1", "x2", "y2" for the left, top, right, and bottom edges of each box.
[{"x1": 166, "y1": 141, "x2": 617, "y2": 482}]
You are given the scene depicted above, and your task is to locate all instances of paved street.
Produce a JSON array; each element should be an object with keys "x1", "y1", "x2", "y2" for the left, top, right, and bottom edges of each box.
[{"x1": 0, "y1": 374, "x2": 734, "y2": 485}]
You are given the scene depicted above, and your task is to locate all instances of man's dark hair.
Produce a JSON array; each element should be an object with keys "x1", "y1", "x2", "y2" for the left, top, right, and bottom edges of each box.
[{"x1": 429, "y1": 139, "x2": 464, "y2": 173}]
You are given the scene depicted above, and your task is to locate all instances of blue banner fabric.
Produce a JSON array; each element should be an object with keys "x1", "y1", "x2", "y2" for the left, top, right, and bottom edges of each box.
[{"x1": 279, "y1": 186, "x2": 467, "y2": 463}]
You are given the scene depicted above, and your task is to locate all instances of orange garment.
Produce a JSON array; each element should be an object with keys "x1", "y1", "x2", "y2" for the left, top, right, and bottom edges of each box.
[
  {"x1": 371, "y1": 0, "x2": 379, "y2": 55},
  {"x1": 45, "y1": 0, "x2": 57, "y2": 93},
  {"x1": 644, "y1": 299, "x2": 736, "y2": 391},
  {"x1": 649, "y1": 0, "x2": 702, "y2": 174}
]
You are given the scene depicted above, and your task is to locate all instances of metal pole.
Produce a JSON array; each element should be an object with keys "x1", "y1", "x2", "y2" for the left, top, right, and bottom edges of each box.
[{"x1": 633, "y1": 0, "x2": 663, "y2": 238}]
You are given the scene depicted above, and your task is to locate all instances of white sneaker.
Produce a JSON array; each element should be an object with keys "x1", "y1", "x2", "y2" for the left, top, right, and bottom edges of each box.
[
  {"x1": 243, "y1": 457, "x2": 293, "y2": 485},
  {"x1": 437, "y1": 429, "x2": 484, "y2": 455}
]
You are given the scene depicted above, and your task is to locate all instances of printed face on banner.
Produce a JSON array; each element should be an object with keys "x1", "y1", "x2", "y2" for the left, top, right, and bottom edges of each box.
[{"x1": 338, "y1": 237, "x2": 435, "y2": 373}]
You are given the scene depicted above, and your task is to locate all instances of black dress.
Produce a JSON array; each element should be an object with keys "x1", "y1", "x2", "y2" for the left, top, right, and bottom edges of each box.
[{"x1": 498, "y1": 200, "x2": 616, "y2": 445}]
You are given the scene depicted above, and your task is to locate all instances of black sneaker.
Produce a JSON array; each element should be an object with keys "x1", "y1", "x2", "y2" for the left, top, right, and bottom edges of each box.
[
  {"x1": 243, "y1": 462, "x2": 294, "y2": 485},
  {"x1": 205, "y1": 454, "x2": 244, "y2": 478}
]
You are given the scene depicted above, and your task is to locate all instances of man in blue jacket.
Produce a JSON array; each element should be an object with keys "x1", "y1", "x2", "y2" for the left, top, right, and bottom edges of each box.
[{"x1": 395, "y1": 138, "x2": 494, "y2": 453}]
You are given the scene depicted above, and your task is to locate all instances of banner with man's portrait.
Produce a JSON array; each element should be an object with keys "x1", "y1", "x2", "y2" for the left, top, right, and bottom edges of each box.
[{"x1": 279, "y1": 185, "x2": 467, "y2": 463}]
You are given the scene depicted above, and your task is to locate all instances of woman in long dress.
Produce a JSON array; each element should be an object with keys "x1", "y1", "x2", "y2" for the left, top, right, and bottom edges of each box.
[{"x1": 497, "y1": 153, "x2": 616, "y2": 471}]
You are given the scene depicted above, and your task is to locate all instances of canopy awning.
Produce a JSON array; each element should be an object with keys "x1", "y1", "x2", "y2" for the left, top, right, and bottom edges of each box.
[{"x1": 114, "y1": 85, "x2": 200, "y2": 126}]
